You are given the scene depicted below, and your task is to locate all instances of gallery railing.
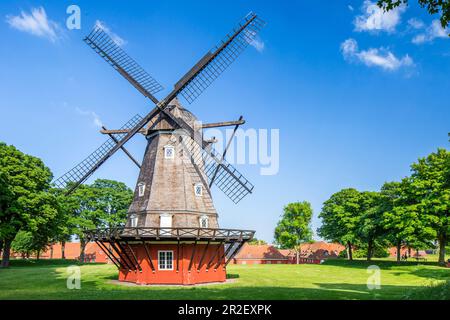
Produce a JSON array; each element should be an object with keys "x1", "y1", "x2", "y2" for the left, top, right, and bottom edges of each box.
[{"x1": 85, "y1": 227, "x2": 255, "y2": 241}]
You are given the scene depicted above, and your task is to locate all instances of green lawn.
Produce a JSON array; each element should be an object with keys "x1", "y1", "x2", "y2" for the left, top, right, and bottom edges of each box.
[{"x1": 0, "y1": 258, "x2": 449, "y2": 300}]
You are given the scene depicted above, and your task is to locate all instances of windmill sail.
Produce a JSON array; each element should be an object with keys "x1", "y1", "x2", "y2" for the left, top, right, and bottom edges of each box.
[
  {"x1": 174, "y1": 12, "x2": 266, "y2": 104},
  {"x1": 84, "y1": 26, "x2": 163, "y2": 104},
  {"x1": 163, "y1": 109, "x2": 254, "y2": 203},
  {"x1": 182, "y1": 137, "x2": 254, "y2": 203},
  {"x1": 64, "y1": 13, "x2": 263, "y2": 196},
  {"x1": 53, "y1": 114, "x2": 143, "y2": 191}
]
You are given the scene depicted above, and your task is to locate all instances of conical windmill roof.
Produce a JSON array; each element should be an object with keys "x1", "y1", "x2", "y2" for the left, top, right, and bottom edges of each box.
[{"x1": 146, "y1": 98, "x2": 199, "y2": 131}]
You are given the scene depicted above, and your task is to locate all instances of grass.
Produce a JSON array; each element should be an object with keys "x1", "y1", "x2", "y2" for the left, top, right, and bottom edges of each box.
[{"x1": 0, "y1": 258, "x2": 449, "y2": 300}]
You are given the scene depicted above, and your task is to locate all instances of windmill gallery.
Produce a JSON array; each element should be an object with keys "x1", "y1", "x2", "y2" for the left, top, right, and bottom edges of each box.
[{"x1": 54, "y1": 13, "x2": 266, "y2": 285}]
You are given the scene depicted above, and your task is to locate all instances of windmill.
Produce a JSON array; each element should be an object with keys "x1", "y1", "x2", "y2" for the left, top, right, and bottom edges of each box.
[{"x1": 54, "y1": 12, "x2": 265, "y2": 285}]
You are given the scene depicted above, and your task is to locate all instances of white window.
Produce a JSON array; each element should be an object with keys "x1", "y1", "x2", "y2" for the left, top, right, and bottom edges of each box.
[
  {"x1": 130, "y1": 214, "x2": 138, "y2": 228},
  {"x1": 160, "y1": 213, "x2": 172, "y2": 236},
  {"x1": 164, "y1": 145, "x2": 175, "y2": 159},
  {"x1": 199, "y1": 215, "x2": 209, "y2": 228},
  {"x1": 158, "y1": 250, "x2": 173, "y2": 270},
  {"x1": 137, "y1": 182, "x2": 145, "y2": 197},
  {"x1": 194, "y1": 183, "x2": 203, "y2": 197}
]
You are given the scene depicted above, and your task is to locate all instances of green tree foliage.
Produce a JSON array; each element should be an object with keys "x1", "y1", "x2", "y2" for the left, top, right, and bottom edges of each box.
[
  {"x1": 90, "y1": 179, "x2": 133, "y2": 228},
  {"x1": 248, "y1": 238, "x2": 267, "y2": 245},
  {"x1": 382, "y1": 180, "x2": 436, "y2": 262},
  {"x1": 11, "y1": 231, "x2": 34, "y2": 258},
  {"x1": 318, "y1": 188, "x2": 362, "y2": 260},
  {"x1": 61, "y1": 179, "x2": 133, "y2": 261},
  {"x1": 0, "y1": 142, "x2": 59, "y2": 267},
  {"x1": 377, "y1": 0, "x2": 450, "y2": 30},
  {"x1": 274, "y1": 202, "x2": 313, "y2": 261},
  {"x1": 357, "y1": 191, "x2": 388, "y2": 261},
  {"x1": 353, "y1": 241, "x2": 390, "y2": 258},
  {"x1": 11, "y1": 230, "x2": 50, "y2": 259},
  {"x1": 409, "y1": 148, "x2": 450, "y2": 265}
]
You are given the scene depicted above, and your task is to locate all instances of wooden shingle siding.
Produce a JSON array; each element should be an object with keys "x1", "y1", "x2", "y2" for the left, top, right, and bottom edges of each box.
[{"x1": 126, "y1": 99, "x2": 219, "y2": 229}]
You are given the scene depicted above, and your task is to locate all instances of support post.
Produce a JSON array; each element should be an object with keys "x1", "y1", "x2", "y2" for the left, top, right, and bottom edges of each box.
[
  {"x1": 141, "y1": 241, "x2": 155, "y2": 273},
  {"x1": 112, "y1": 241, "x2": 134, "y2": 271},
  {"x1": 188, "y1": 240, "x2": 198, "y2": 272},
  {"x1": 197, "y1": 240, "x2": 210, "y2": 272},
  {"x1": 109, "y1": 241, "x2": 133, "y2": 271},
  {"x1": 206, "y1": 241, "x2": 224, "y2": 271},
  {"x1": 95, "y1": 241, "x2": 122, "y2": 269},
  {"x1": 125, "y1": 242, "x2": 142, "y2": 272},
  {"x1": 214, "y1": 241, "x2": 235, "y2": 270},
  {"x1": 224, "y1": 241, "x2": 246, "y2": 268},
  {"x1": 176, "y1": 240, "x2": 181, "y2": 273}
]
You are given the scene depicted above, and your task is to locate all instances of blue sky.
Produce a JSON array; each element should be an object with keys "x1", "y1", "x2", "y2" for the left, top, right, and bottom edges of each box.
[{"x1": 0, "y1": 1, "x2": 449, "y2": 242}]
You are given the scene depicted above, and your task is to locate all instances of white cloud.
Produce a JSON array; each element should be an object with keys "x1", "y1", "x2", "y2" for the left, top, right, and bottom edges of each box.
[
  {"x1": 95, "y1": 20, "x2": 126, "y2": 47},
  {"x1": 354, "y1": 1, "x2": 406, "y2": 33},
  {"x1": 250, "y1": 37, "x2": 265, "y2": 52},
  {"x1": 348, "y1": 5, "x2": 354, "y2": 11},
  {"x1": 408, "y1": 18, "x2": 425, "y2": 30},
  {"x1": 412, "y1": 19, "x2": 449, "y2": 44},
  {"x1": 341, "y1": 38, "x2": 413, "y2": 71},
  {"x1": 75, "y1": 107, "x2": 103, "y2": 128},
  {"x1": 6, "y1": 7, "x2": 60, "y2": 42}
]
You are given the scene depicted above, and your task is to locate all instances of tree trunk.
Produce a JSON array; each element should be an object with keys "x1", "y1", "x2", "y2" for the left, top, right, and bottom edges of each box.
[
  {"x1": 50, "y1": 245, "x2": 54, "y2": 259},
  {"x1": 296, "y1": 250, "x2": 299, "y2": 264},
  {"x1": 1, "y1": 239, "x2": 12, "y2": 268},
  {"x1": 367, "y1": 239, "x2": 373, "y2": 261},
  {"x1": 438, "y1": 234, "x2": 447, "y2": 266},
  {"x1": 347, "y1": 241, "x2": 353, "y2": 260},
  {"x1": 61, "y1": 241, "x2": 66, "y2": 259},
  {"x1": 396, "y1": 240, "x2": 401, "y2": 263},
  {"x1": 0, "y1": 239, "x2": 3, "y2": 258},
  {"x1": 408, "y1": 246, "x2": 411, "y2": 257},
  {"x1": 36, "y1": 250, "x2": 40, "y2": 260},
  {"x1": 79, "y1": 239, "x2": 86, "y2": 263}
]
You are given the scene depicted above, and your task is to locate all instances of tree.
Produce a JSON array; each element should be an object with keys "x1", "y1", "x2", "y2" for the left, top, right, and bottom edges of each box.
[
  {"x1": 377, "y1": 0, "x2": 450, "y2": 30},
  {"x1": 62, "y1": 179, "x2": 133, "y2": 262},
  {"x1": 90, "y1": 179, "x2": 133, "y2": 228},
  {"x1": 409, "y1": 148, "x2": 450, "y2": 265},
  {"x1": 318, "y1": 188, "x2": 363, "y2": 260},
  {"x1": 274, "y1": 202, "x2": 313, "y2": 264},
  {"x1": 11, "y1": 230, "x2": 51, "y2": 259},
  {"x1": 248, "y1": 238, "x2": 267, "y2": 245},
  {"x1": 382, "y1": 180, "x2": 435, "y2": 262},
  {"x1": 11, "y1": 231, "x2": 34, "y2": 258},
  {"x1": 357, "y1": 191, "x2": 388, "y2": 261},
  {"x1": 0, "y1": 142, "x2": 59, "y2": 267}
]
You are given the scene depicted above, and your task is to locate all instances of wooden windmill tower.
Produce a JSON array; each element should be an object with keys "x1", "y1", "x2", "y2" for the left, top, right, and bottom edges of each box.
[{"x1": 54, "y1": 12, "x2": 265, "y2": 285}]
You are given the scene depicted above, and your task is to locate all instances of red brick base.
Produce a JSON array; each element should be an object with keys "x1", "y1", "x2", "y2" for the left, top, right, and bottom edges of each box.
[{"x1": 118, "y1": 242, "x2": 226, "y2": 285}]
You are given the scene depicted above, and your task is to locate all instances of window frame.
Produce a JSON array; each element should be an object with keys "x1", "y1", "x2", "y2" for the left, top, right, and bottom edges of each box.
[
  {"x1": 130, "y1": 214, "x2": 138, "y2": 228},
  {"x1": 194, "y1": 183, "x2": 203, "y2": 197},
  {"x1": 164, "y1": 145, "x2": 175, "y2": 159},
  {"x1": 158, "y1": 250, "x2": 174, "y2": 270},
  {"x1": 137, "y1": 182, "x2": 145, "y2": 197},
  {"x1": 199, "y1": 215, "x2": 209, "y2": 228}
]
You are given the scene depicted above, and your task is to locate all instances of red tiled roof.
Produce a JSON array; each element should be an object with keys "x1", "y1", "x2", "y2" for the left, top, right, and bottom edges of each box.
[
  {"x1": 234, "y1": 244, "x2": 288, "y2": 260},
  {"x1": 277, "y1": 242, "x2": 345, "y2": 260}
]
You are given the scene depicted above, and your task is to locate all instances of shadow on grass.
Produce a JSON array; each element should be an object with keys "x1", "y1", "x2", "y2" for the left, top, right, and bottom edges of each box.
[
  {"x1": 2, "y1": 259, "x2": 109, "y2": 268},
  {"x1": 323, "y1": 258, "x2": 443, "y2": 269}
]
